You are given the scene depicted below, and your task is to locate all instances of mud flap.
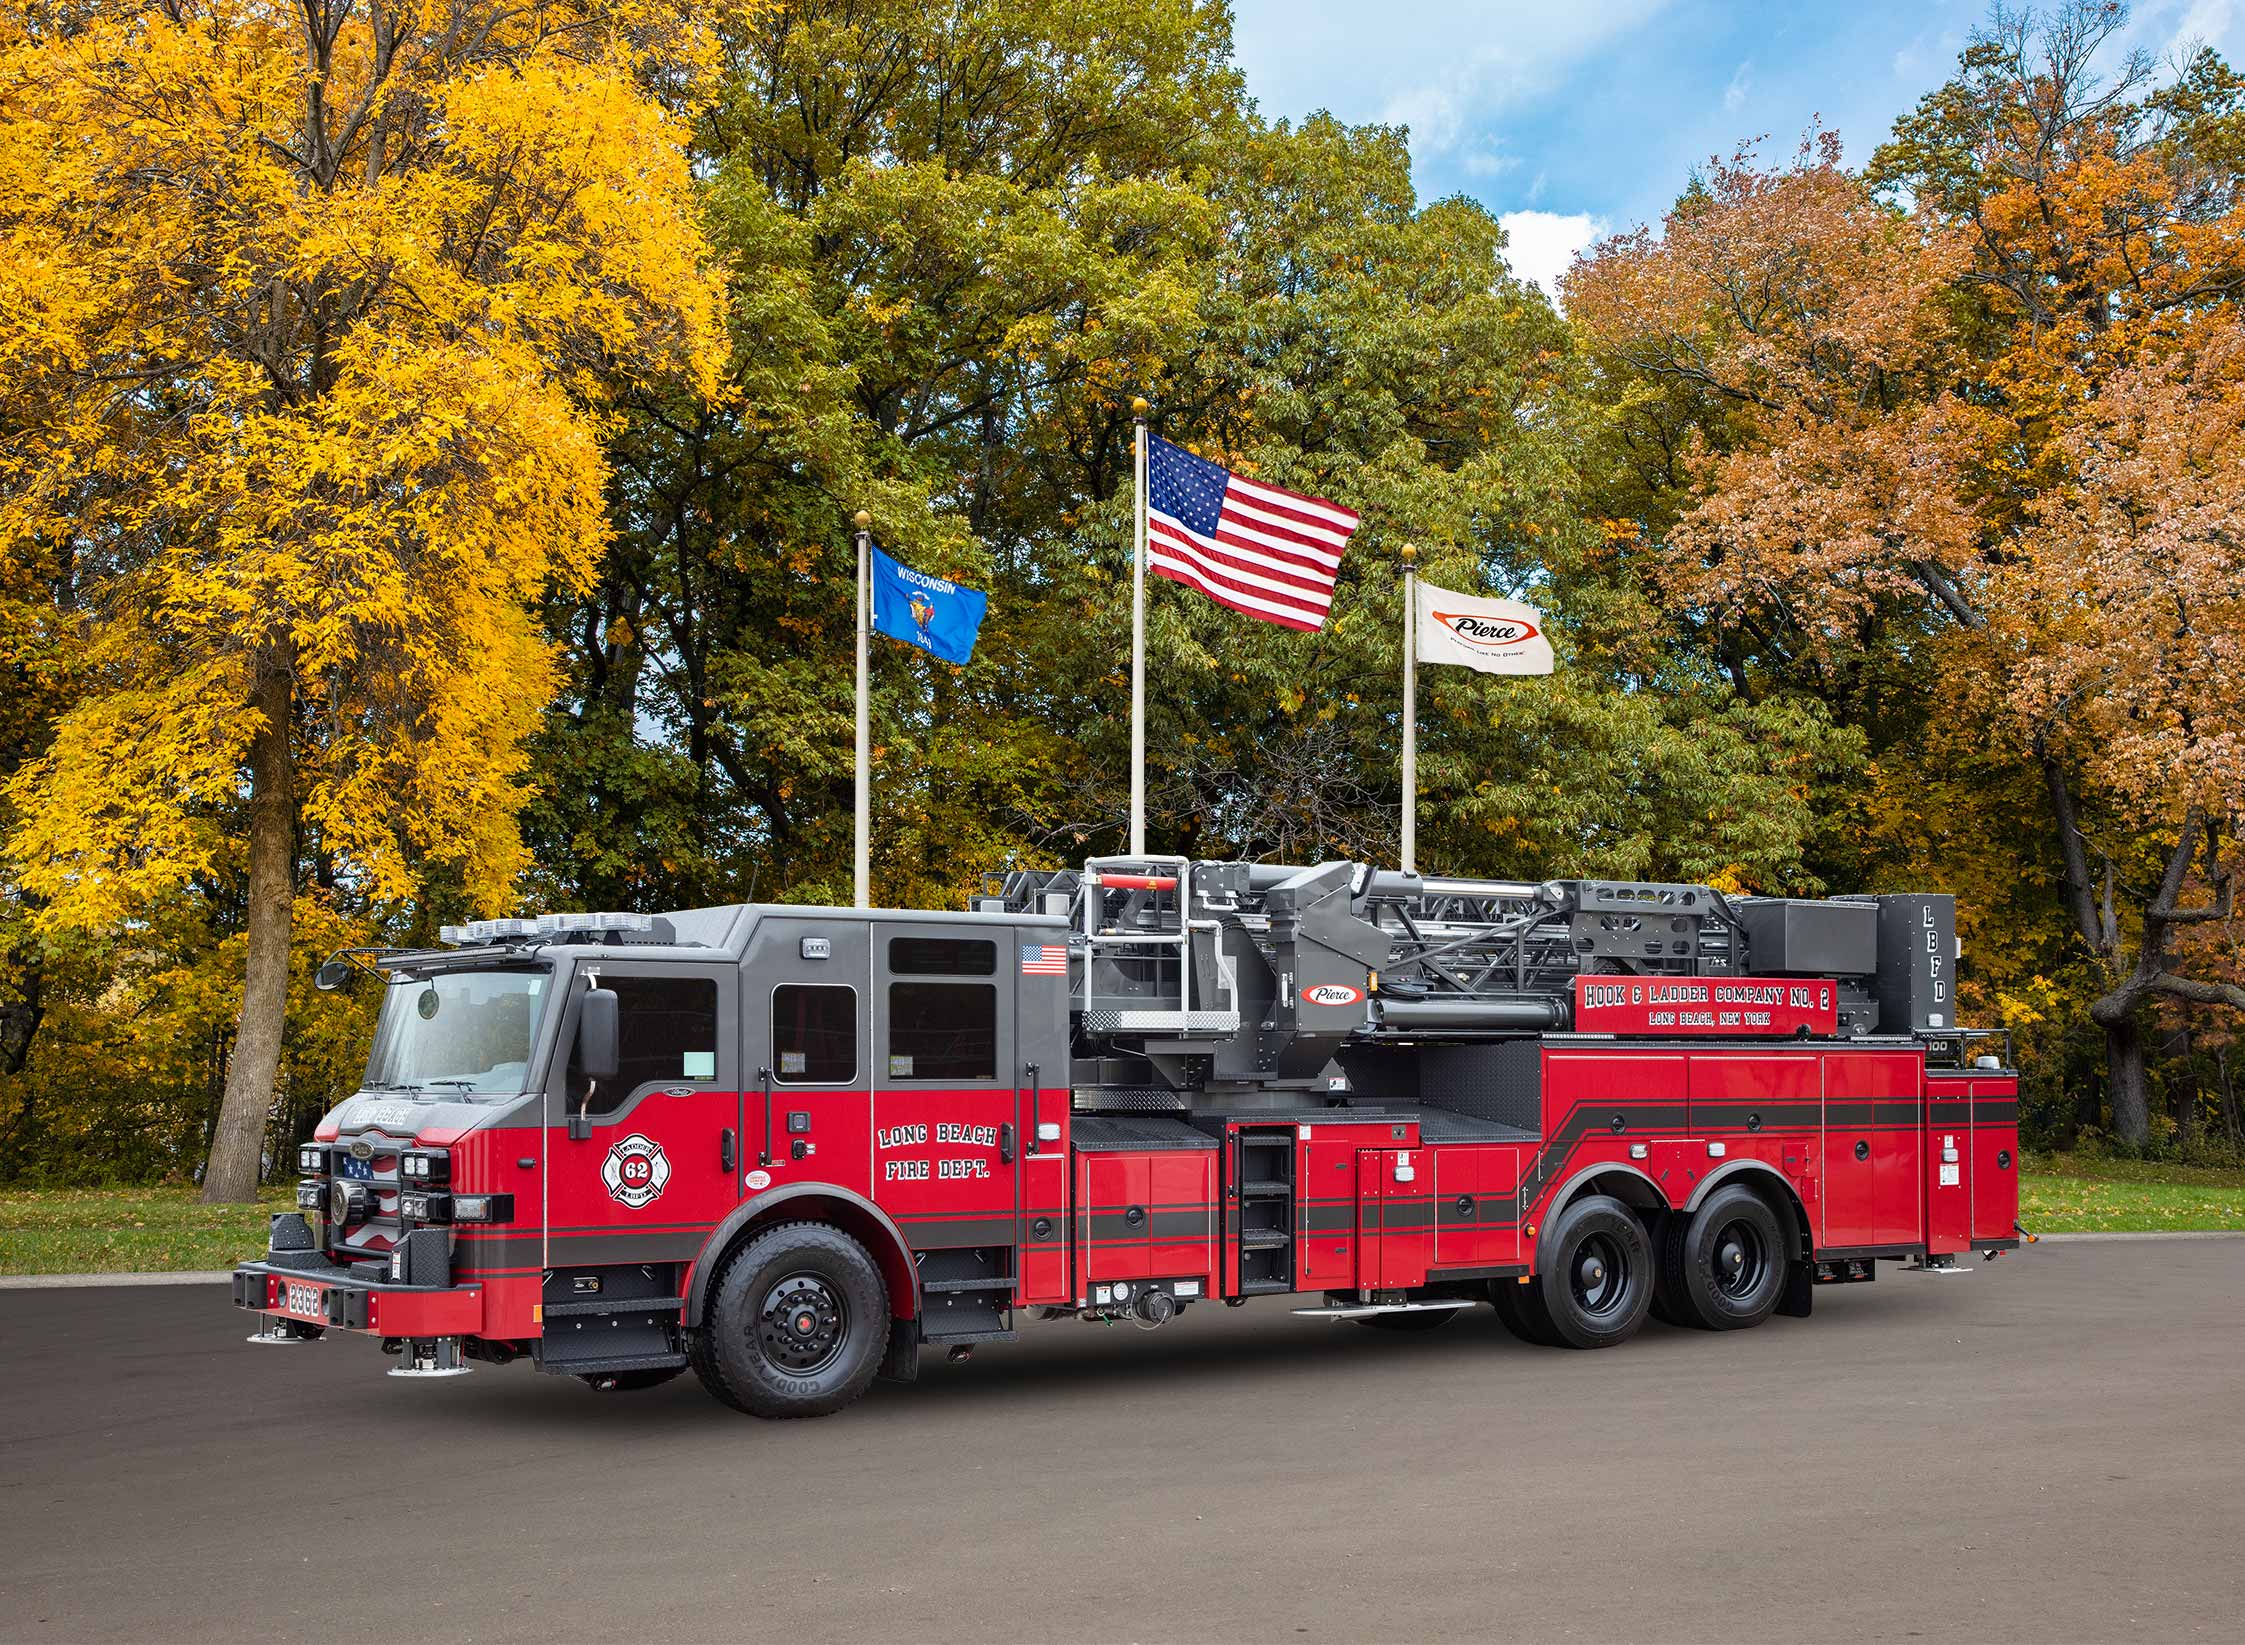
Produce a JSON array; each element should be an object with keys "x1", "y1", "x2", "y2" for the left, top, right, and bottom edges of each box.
[
  {"x1": 1777, "y1": 1258, "x2": 1814, "y2": 1318},
  {"x1": 878, "y1": 1314, "x2": 921, "y2": 1383}
]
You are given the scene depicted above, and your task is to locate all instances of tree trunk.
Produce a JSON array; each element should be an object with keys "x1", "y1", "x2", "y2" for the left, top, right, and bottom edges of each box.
[
  {"x1": 200, "y1": 657, "x2": 296, "y2": 1203},
  {"x1": 2218, "y1": 1047, "x2": 2241, "y2": 1149},
  {"x1": 2103, "y1": 1012, "x2": 2149, "y2": 1147}
]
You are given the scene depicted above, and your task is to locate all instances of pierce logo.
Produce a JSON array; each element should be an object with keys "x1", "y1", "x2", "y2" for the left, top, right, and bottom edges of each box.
[
  {"x1": 1300, "y1": 983, "x2": 1365, "y2": 1007},
  {"x1": 1433, "y1": 611, "x2": 1541, "y2": 650},
  {"x1": 602, "y1": 1134, "x2": 671, "y2": 1209}
]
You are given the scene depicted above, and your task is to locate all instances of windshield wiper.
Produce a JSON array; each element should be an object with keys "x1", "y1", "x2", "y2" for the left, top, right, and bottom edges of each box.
[{"x1": 419, "y1": 1079, "x2": 479, "y2": 1091}]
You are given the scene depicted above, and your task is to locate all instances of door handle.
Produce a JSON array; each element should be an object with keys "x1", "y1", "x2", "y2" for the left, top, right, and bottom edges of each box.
[
  {"x1": 999, "y1": 1122, "x2": 1016, "y2": 1165},
  {"x1": 757, "y1": 1068, "x2": 773, "y2": 1167},
  {"x1": 720, "y1": 1128, "x2": 736, "y2": 1173}
]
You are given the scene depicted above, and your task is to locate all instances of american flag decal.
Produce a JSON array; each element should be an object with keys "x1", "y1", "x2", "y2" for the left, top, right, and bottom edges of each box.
[
  {"x1": 1145, "y1": 432, "x2": 1359, "y2": 631},
  {"x1": 1020, "y1": 944, "x2": 1068, "y2": 976}
]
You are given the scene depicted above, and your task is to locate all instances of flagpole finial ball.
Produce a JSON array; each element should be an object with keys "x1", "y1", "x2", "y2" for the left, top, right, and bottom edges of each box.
[
  {"x1": 1401, "y1": 542, "x2": 1417, "y2": 562},
  {"x1": 853, "y1": 510, "x2": 871, "y2": 530},
  {"x1": 1132, "y1": 397, "x2": 1150, "y2": 416}
]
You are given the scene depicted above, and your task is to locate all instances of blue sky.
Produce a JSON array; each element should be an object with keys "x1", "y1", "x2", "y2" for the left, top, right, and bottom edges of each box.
[{"x1": 1227, "y1": 0, "x2": 2244, "y2": 294}]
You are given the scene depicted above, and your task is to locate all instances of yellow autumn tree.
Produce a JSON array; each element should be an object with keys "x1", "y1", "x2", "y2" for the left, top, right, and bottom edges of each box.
[{"x1": 0, "y1": 1, "x2": 729, "y2": 1198}]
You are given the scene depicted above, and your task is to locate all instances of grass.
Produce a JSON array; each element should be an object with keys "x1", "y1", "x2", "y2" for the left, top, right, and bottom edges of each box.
[
  {"x1": 2019, "y1": 1151, "x2": 2245, "y2": 1234},
  {"x1": 2, "y1": 1155, "x2": 2241, "y2": 1275},
  {"x1": 0, "y1": 1185, "x2": 295, "y2": 1275}
]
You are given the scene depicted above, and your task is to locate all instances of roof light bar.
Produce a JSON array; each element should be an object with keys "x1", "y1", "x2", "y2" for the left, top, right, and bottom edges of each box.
[
  {"x1": 435, "y1": 911, "x2": 659, "y2": 947},
  {"x1": 534, "y1": 911, "x2": 656, "y2": 936}
]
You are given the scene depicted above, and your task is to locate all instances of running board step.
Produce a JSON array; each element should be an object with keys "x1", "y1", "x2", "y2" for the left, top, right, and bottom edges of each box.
[
  {"x1": 534, "y1": 1349, "x2": 688, "y2": 1377},
  {"x1": 542, "y1": 1294, "x2": 686, "y2": 1318},
  {"x1": 1292, "y1": 1300, "x2": 1472, "y2": 1320}
]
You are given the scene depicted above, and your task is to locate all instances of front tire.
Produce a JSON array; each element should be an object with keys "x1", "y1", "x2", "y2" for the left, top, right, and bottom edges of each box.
[
  {"x1": 1528, "y1": 1194, "x2": 1654, "y2": 1349},
  {"x1": 691, "y1": 1222, "x2": 889, "y2": 1418},
  {"x1": 1661, "y1": 1184, "x2": 1787, "y2": 1331}
]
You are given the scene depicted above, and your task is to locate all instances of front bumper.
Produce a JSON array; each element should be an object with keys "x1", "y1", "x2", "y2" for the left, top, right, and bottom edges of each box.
[{"x1": 232, "y1": 1259, "x2": 482, "y2": 1337}]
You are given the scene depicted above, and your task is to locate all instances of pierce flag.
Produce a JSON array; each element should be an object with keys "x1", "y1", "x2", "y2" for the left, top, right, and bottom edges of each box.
[
  {"x1": 1413, "y1": 579, "x2": 1554, "y2": 675},
  {"x1": 869, "y1": 545, "x2": 987, "y2": 666}
]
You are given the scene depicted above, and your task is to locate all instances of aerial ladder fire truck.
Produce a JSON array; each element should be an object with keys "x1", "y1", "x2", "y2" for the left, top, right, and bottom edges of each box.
[{"x1": 234, "y1": 857, "x2": 2023, "y2": 1417}]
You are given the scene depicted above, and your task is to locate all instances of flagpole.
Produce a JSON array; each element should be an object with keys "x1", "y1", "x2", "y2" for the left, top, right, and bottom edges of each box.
[
  {"x1": 1400, "y1": 542, "x2": 1417, "y2": 876},
  {"x1": 853, "y1": 510, "x2": 872, "y2": 910},
  {"x1": 1130, "y1": 396, "x2": 1149, "y2": 858}
]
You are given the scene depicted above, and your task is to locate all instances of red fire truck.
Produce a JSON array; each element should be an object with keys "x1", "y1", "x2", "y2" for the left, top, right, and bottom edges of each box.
[{"x1": 233, "y1": 858, "x2": 2023, "y2": 1417}]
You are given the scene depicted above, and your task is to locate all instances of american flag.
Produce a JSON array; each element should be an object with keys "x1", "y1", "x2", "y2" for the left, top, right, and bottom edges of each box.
[
  {"x1": 1145, "y1": 433, "x2": 1359, "y2": 631},
  {"x1": 1019, "y1": 943, "x2": 1068, "y2": 976}
]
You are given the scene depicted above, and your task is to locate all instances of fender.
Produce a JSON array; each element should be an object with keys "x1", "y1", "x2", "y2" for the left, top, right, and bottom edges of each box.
[
  {"x1": 1538, "y1": 1159, "x2": 1671, "y2": 1226},
  {"x1": 1683, "y1": 1157, "x2": 1801, "y2": 1214},
  {"x1": 684, "y1": 1182, "x2": 920, "y2": 1327},
  {"x1": 1684, "y1": 1158, "x2": 1813, "y2": 1256}
]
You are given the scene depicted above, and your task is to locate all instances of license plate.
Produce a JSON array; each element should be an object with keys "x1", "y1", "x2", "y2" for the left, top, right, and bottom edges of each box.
[
  {"x1": 276, "y1": 1280, "x2": 327, "y2": 1322},
  {"x1": 339, "y1": 1154, "x2": 375, "y2": 1181}
]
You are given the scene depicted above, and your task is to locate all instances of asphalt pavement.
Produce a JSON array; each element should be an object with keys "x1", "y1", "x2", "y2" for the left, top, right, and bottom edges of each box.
[{"x1": 3, "y1": 1238, "x2": 2240, "y2": 1643}]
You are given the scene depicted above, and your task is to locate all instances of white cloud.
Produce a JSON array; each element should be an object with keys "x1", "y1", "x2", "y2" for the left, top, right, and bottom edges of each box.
[
  {"x1": 1724, "y1": 60, "x2": 1752, "y2": 112},
  {"x1": 1498, "y1": 210, "x2": 1607, "y2": 299},
  {"x1": 1231, "y1": 1, "x2": 1673, "y2": 165}
]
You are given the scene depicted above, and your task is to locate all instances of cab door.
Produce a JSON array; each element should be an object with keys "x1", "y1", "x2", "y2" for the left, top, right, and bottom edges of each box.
[
  {"x1": 743, "y1": 915, "x2": 874, "y2": 1202},
  {"x1": 545, "y1": 960, "x2": 741, "y2": 1267},
  {"x1": 870, "y1": 925, "x2": 1020, "y2": 1256}
]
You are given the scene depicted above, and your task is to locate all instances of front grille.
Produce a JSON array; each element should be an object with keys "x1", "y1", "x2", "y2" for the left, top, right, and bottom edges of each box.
[{"x1": 330, "y1": 1133, "x2": 410, "y2": 1257}]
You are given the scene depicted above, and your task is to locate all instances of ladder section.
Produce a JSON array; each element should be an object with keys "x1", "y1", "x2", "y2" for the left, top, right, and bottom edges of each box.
[{"x1": 1236, "y1": 1128, "x2": 1296, "y2": 1294}]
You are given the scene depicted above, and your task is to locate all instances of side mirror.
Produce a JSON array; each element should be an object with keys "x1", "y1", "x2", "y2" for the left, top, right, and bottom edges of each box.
[
  {"x1": 577, "y1": 988, "x2": 619, "y2": 1082},
  {"x1": 314, "y1": 958, "x2": 354, "y2": 992}
]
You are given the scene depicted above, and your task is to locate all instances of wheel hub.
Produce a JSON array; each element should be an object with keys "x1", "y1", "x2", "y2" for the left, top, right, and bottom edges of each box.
[
  {"x1": 1569, "y1": 1232, "x2": 1629, "y2": 1317},
  {"x1": 1711, "y1": 1219, "x2": 1766, "y2": 1299},
  {"x1": 757, "y1": 1273, "x2": 847, "y2": 1375}
]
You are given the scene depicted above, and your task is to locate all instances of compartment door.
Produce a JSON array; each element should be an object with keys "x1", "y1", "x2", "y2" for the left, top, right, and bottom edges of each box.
[
  {"x1": 1358, "y1": 1149, "x2": 1433, "y2": 1290},
  {"x1": 1147, "y1": 1150, "x2": 1216, "y2": 1285},
  {"x1": 1076, "y1": 1152, "x2": 1150, "y2": 1283},
  {"x1": 1296, "y1": 1137, "x2": 1358, "y2": 1290},
  {"x1": 1970, "y1": 1077, "x2": 2021, "y2": 1244}
]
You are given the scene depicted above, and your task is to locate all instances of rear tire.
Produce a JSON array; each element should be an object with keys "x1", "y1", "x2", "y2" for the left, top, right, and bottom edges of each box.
[
  {"x1": 1489, "y1": 1279, "x2": 1559, "y2": 1345},
  {"x1": 690, "y1": 1222, "x2": 889, "y2": 1419},
  {"x1": 1662, "y1": 1184, "x2": 1787, "y2": 1331},
  {"x1": 1354, "y1": 1307, "x2": 1461, "y2": 1333},
  {"x1": 1529, "y1": 1193, "x2": 1654, "y2": 1349}
]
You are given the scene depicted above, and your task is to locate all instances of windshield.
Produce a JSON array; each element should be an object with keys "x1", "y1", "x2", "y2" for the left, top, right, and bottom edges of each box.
[{"x1": 365, "y1": 968, "x2": 549, "y2": 1097}]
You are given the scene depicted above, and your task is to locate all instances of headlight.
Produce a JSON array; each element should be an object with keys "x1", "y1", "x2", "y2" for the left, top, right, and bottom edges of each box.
[
  {"x1": 298, "y1": 1144, "x2": 327, "y2": 1173},
  {"x1": 400, "y1": 1150, "x2": 449, "y2": 1183},
  {"x1": 295, "y1": 1179, "x2": 323, "y2": 1210}
]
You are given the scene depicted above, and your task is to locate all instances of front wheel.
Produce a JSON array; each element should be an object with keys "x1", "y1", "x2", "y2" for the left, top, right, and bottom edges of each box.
[
  {"x1": 691, "y1": 1222, "x2": 889, "y2": 1419},
  {"x1": 1528, "y1": 1194, "x2": 1654, "y2": 1349}
]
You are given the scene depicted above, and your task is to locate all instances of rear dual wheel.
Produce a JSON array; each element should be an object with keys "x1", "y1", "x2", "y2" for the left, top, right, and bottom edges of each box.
[
  {"x1": 1656, "y1": 1184, "x2": 1787, "y2": 1332},
  {"x1": 1494, "y1": 1194, "x2": 1654, "y2": 1350}
]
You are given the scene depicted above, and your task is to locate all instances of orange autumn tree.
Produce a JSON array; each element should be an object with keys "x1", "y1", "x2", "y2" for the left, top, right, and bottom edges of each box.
[
  {"x1": 1571, "y1": 3, "x2": 2245, "y2": 1141},
  {"x1": 0, "y1": 1, "x2": 729, "y2": 1198}
]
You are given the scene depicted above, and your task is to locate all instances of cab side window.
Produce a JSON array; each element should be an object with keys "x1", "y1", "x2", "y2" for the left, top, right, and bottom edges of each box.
[
  {"x1": 575, "y1": 975, "x2": 719, "y2": 1114},
  {"x1": 774, "y1": 984, "x2": 856, "y2": 1084},
  {"x1": 885, "y1": 938, "x2": 997, "y2": 1081}
]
